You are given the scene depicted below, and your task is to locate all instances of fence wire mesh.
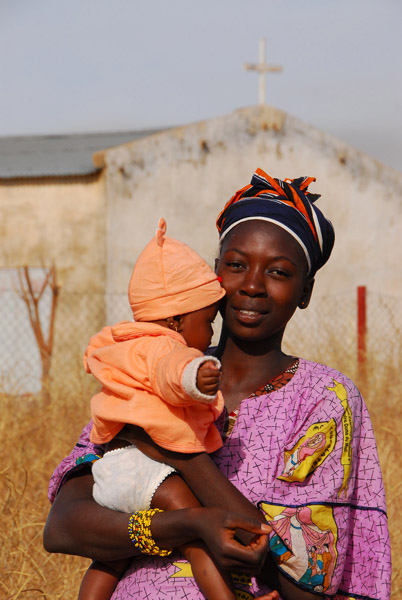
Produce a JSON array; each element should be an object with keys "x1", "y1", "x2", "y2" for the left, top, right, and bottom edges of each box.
[{"x1": 1, "y1": 286, "x2": 401, "y2": 400}]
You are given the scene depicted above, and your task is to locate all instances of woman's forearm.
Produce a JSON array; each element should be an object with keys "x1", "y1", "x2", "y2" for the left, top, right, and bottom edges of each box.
[
  {"x1": 172, "y1": 452, "x2": 265, "y2": 523},
  {"x1": 43, "y1": 472, "x2": 137, "y2": 561},
  {"x1": 43, "y1": 471, "x2": 201, "y2": 561},
  {"x1": 43, "y1": 473, "x2": 248, "y2": 564},
  {"x1": 44, "y1": 467, "x2": 270, "y2": 576}
]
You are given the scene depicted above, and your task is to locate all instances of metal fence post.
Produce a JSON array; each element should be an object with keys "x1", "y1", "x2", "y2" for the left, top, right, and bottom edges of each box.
[{"x1": 357, "y1": 285, "x2": 367, "y2": 388}]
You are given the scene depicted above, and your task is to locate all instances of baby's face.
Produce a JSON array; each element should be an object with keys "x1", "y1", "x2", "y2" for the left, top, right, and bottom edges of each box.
[{"x1": 179, "y1": 302, "x2": 219, "y2": 352}]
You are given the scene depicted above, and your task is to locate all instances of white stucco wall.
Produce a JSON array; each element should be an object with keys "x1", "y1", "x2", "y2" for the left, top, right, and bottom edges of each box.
[
  {"x1": 0, "y1": 175, "x2": 106, "y2": 293},
  {"x1": 0, "y1": 175, "x2": 108, "y2": 392},
  {"x1": 101, "y1": 106, "x2": 402, "y2": 301}
]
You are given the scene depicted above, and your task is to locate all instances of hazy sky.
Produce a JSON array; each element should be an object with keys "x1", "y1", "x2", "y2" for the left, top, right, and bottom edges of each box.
[{"x1": 1, "y1": 0, "x2": 401, "y2": 170}]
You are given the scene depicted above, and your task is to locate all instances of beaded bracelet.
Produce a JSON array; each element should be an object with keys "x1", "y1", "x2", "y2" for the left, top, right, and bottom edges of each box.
[{"x1": 128, "y1": 509, "x2": 173, "y2": 556}]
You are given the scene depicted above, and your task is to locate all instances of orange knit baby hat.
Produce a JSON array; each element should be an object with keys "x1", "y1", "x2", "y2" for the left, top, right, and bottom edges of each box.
[{"x1": 128, "y1": 218, "x2": 225, "y2": 321}]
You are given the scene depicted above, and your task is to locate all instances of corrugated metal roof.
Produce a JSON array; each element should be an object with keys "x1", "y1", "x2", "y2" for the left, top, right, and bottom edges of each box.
[{"x1": 0, "y1": 128, "x2": 164, "y2": 179}]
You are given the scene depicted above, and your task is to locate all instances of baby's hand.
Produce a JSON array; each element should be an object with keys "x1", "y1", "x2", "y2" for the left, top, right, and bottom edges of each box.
[{"x1": 197, "y1": 361, "x2": 221, "y2": 396}]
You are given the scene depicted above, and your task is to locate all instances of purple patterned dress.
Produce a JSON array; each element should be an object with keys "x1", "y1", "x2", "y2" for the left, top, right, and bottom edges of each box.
[{"x1": 48, "y1": 359, "x2": 391, "y2": 600}]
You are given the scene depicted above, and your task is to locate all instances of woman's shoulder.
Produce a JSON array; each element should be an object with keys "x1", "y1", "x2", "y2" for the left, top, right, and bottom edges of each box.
[{"x1": 296, "y1": 357, "x2": 361, "y2": 396}]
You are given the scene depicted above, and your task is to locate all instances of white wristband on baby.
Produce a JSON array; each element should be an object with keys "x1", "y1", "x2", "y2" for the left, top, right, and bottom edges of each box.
[{"x1": 181, "y1": 355, "x2": 221, "y2": 403}]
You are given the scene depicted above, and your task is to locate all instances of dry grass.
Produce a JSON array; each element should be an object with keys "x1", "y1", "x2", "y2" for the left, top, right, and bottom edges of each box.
[
  {"x1": 362, "y1": 368, "x2": 402, "y2": 600},
  {"x1": 0, "y1": 373, "x2": 95, "y2": 600},
  {"x1": 0, "y1": 358, "x2": 400, "y2": 600}
]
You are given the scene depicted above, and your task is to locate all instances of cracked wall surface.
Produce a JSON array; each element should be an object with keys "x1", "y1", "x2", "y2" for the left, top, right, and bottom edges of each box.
[{"x1": 102, "y1": 105, "x2": 402, "y2": 300}]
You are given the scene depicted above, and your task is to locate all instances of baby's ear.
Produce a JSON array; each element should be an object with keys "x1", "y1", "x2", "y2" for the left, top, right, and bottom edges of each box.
[
  {"x1": 166, "y1": 318, "x2": 177, "y2": 331},
  {"x1": 166, "y1": 315, "x2": 182, "y2": 332}
]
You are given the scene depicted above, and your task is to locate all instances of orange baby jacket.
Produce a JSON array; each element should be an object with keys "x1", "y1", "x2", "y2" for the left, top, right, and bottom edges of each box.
[{"x1": 85, "y1": 321, "x2": 224, "y2": 453}]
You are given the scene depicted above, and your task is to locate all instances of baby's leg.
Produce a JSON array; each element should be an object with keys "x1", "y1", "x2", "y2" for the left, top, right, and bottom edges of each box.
[
  {"x1": 79, "y1": 442, "x2": 137, "y2": 600},
  {"x1": 152, "y1": 474, "x2": 236, "y2": 600},
  {"x1": 78, "y1": 558, "x2": 130, "y2": 600}
]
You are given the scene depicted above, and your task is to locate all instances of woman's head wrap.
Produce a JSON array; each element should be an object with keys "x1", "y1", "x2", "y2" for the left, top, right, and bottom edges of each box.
[
  {"x1": 129, "y1": 218, "x2": 225, "y2": 321},
  {"x1": 216, "y1": 168, "x2": 335, "y2": 276}
]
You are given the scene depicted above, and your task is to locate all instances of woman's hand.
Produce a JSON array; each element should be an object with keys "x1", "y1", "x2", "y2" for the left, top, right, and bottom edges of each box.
[{"x1": 192, "y1": 508, "x2": 269, "y2": 574}]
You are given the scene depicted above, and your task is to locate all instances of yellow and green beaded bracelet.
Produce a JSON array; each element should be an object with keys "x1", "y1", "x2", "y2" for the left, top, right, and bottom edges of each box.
[{"x1": 128, "y1": 509, "x2": 172, "y2": 557}]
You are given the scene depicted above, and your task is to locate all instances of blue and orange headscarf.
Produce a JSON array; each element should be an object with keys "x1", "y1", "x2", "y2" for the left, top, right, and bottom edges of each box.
[{"x1": 216, "y1": 168, "x2": 335, "y2": 277}]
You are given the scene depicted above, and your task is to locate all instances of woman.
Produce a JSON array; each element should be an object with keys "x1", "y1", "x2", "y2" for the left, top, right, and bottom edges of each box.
[{"x1": 44, "y1": 169, "x2": 391, "y2": 600}]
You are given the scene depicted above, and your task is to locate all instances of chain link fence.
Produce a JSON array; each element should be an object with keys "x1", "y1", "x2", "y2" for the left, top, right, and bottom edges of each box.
[{"x1": 1, "y1": 284, "x2": 401, "y2": 400}]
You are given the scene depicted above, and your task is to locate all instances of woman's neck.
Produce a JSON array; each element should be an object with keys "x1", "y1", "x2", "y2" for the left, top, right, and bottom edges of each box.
[{"x1": 218, "y1": 334, "x2": 295, "y2": 413}]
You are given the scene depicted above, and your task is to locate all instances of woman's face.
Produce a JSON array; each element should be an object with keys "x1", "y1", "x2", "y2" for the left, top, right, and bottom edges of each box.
[{"x1": 216, "y1": 220, "x2": 314, "y2": 345}]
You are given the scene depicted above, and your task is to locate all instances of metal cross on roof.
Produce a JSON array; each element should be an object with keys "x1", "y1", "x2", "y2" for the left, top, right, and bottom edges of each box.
[{"x1": 244, "y1": 38, "x2": 283, "y2": 106}]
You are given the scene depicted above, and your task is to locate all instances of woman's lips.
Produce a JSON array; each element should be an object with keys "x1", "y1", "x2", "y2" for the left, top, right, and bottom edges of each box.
[{"x1": 233, "y1": 307, "x2": 267, "y2": 324}]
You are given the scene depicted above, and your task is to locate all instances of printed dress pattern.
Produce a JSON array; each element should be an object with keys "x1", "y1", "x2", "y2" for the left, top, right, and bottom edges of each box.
[{"x1": 48, "y1": 359, "x2": 391, "y2": 600}]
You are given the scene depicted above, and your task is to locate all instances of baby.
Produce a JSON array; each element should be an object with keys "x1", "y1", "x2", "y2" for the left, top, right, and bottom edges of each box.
[{"x1": 79, "y1": 218, "x2": 239, "y2": 600}]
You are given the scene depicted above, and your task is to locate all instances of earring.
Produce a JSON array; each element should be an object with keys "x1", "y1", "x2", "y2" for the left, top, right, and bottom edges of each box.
[
  {"x1": 300, "y1": 300, "x2": 306, "y2": 307},
  {"x1": 168, "y1": 319, "x2": 179, "y2": 332}
]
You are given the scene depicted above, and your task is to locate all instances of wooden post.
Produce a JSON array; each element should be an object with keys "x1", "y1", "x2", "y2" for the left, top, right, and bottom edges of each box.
[{"x1": 357, "y1": 286, "x2": 367, "y2": 387}]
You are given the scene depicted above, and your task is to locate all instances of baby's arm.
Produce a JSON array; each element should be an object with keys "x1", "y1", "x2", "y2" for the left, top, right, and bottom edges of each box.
[
  {"x1": 180, "y1": 355, "x2": 222, "y2": 403},
  {"x1": 150, "y1": 344, "x2": 222, "y2": 406},
  {"x1": 196, "y1": 360, "x2": 221, "y2": 396}
]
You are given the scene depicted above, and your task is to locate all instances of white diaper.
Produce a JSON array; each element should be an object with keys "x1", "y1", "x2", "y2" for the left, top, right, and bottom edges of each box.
[{"x1": 92, "y1": 445, "x2": 176, "y2": 513}]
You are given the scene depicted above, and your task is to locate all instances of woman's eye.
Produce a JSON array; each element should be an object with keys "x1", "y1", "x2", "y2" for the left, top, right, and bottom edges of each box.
[
  {"x1": 226, "y1": 261, "x2": 244, "y2": 269},
  {"x1": 269, "y1": 268, "x2": 288, "y2": 277}
]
